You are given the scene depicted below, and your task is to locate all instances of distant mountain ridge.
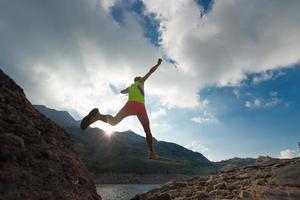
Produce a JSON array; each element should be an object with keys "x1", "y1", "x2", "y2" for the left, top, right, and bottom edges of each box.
[
  {"x1": 34, "y1": 105, "x2": 79, "y2": 127},
  {"x1": 214, "y1": 157, "x2": 256, "y2": 172},
  {"x1": 34, "y1": 105, "x2": 256, "y2": 176}
]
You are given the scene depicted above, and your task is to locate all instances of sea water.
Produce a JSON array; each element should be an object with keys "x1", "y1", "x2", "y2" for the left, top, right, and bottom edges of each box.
[{"x1": 96, "y1": 184, "x2": 160, "y2": 200}]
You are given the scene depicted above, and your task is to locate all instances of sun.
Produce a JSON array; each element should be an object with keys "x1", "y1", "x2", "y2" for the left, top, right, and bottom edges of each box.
[
  {"x1": 104, "y1": 131, "x2": 113, "y2": 136},
  {"x1": 91, "y1": 121, "x2": 115, "y2": 136},
  {"x1": 101, "y1": 124, "x2": 115, "y2": 136}
]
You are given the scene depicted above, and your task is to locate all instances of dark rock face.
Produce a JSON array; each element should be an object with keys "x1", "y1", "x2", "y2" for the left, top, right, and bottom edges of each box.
[
  {"x1": 132, "y1": 156, "x2": 300, "y2": 200},
  {"x1": 0, "y1": 69, "x2": 101, "y2": 200}
]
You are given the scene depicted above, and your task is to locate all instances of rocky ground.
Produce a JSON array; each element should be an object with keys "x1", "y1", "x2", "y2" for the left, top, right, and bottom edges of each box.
[
  {"x1": 132, "y1": 156, "x2": 300, "y2": 200},
  {"x1": 0, "y1": 69, "x2": 101, "y2": 199}
]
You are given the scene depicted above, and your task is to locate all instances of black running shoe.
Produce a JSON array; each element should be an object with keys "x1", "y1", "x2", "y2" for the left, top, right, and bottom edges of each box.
[{"x1": 80, "y1": 108, "x2": 99, "y2": 130}]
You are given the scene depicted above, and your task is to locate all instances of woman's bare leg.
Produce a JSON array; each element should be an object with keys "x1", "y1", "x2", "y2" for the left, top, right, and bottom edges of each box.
[
  {"x1": 97, "y1": 109, "x2": 130, "y2": 126},
  {"x1": 137, "y1": 115, "x2": 154, "y2": 153}
]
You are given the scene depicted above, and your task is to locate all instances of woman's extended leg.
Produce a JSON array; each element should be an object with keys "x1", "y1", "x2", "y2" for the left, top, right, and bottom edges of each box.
[{"x1": 137, "y1": 114, "x2": 157, "y2": 159}]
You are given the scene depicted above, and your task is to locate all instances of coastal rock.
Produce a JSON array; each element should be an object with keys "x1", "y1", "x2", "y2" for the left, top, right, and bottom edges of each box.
[
  {"x1": 132, "y1": 157, "x2": 300, "y2": 200},
  {"x1": 0, "y1": 69, "x2": 101, "y2": 199},
  {"x1": 213, "y1": 182, "x2": 227, "y2": 190}
]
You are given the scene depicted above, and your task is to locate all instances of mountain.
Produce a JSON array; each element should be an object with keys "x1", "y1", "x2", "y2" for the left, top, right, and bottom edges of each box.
[
  {"x1": 34, "y1": 105, "x2": 79, "y2": 127},
  {"x1": 132, "y1": 156, "x2": 300, "y2": 200},
  {"x1": 34, "y1": 105, "x2": 214, "y2": 175},
  {"x1": 214, "y1": 157, "x2": 256, "y2": 172},
  {"x1": 33, "y1": 104, "x2": 257, "y2": 178},
  {"x1": 0, "y1": 69, "x2": 101, "y2": 199}
]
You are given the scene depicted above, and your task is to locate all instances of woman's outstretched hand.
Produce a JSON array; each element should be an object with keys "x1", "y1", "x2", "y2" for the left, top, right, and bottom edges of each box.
[
  {"x1": 140, "y1": 58, "x2": 163, "y2": 82},
  {"x1": 157, "y1": 58, "x2": 163, "y2": 65}
]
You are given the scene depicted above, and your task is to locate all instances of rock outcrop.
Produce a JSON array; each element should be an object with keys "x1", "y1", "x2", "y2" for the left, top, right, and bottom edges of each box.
[
  {"x1": 132, "y1": 156, "x2": 300, "y2": 200},
  {"x1": 0, "y1": 69, "x2": 101, "y2": 199}
]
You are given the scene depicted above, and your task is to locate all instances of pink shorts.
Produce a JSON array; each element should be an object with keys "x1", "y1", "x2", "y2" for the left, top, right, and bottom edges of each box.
[{"x1": 120, "y1": 101, "x2": 148, "y2": 116}]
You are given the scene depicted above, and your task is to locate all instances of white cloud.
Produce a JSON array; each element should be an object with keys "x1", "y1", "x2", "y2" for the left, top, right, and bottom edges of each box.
[
  {"x1": 190, "y1": 99, "x2": 218, "y2": 124},
  {"x1": 233, "y1": 89, "x2": 240, "y2": 98},
  {"x1": 151, "y1": 122, "x2": 172, "y2": 135},
  {"x1": 2, "y1": 0, "x2": 300, "y2": 131},
  {"x1": 0, "y1": 0, "x2": 203, "y2": 119},
  {"x1": 245, "y1": 98, "x2": 262, "y2": 108},
  {"x1": 269, "y1": 91, "x2": 278, "y2": 97},
  {"x1": 201, "y1": 99, "x2": 209, "y2": 107},
  {"x1": 185, "y1": 140, "x2": 211, "y2": 159},
  {"x1": 251, "y1": 70, "x2": 286, "y2": 85},
  {"x1": 264, "y1": 97, "x2": 281, "y2": 107},
  {"x1": 150, "y1": 107, "x2": 167, "y2": 119},
  {"x1": 100, "y1": 0, "x2": 120, "y2": 10},
  {"x1": 191, "y1": 110, "x2": 218, "y2": 124},
  {"x1": 279, "y1": 149, "x2": 299, "y2": 159},
  {"x1": 144, "y1": 0, "x2": 300, "y2": 89},
  {"x1": 245, "y1": 92, "x2": 282, "y2": 109},
  {"x1": 252, "y1": 71, "x2": 274, "y2": 85}
]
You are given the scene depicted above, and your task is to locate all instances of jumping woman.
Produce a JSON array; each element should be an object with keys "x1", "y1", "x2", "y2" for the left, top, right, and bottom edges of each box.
[{"x1": 80, "y1": 58, "x2": 163, "y2": 159}]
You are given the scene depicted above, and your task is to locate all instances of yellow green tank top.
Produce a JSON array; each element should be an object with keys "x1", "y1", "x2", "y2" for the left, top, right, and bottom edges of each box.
[{"x1": 128, "y1": 81, "x2": 145, "y2": 103}]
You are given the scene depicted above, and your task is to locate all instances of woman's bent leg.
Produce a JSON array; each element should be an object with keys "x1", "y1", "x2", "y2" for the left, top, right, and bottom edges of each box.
[{"x1": 97, "y1": 103, "x2": 131, "y2": 126}]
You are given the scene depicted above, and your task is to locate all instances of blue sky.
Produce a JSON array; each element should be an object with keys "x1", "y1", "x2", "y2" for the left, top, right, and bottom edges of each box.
[
  {"x1": 150, "y1": 67, "x2": 300, "y2": 160},
  {"x1": 1, "y1": 0, "x2": 299, "y2": 161}
]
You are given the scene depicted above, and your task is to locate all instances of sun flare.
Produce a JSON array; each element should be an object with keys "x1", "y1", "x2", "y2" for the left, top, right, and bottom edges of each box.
[
  {"x1": 90, "y1": 122, "x2": 117, "y2": 136},
  {"x1": 105, "y1": 131, "x2": 114, "y2": 136}
]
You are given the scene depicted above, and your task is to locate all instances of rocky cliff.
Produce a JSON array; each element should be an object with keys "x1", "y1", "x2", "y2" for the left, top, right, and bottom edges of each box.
[
  {"x1": 0, "y1": 69, "x2": 101, "y2": 200},
  {"x1": 132, "y1": 156, "x2": 300, "y2": 200}
]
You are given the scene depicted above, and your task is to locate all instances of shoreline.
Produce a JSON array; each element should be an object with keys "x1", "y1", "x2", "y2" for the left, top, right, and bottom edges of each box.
[{"x1": 94, "y1": 173, "x2": 198, "y2": 184}]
